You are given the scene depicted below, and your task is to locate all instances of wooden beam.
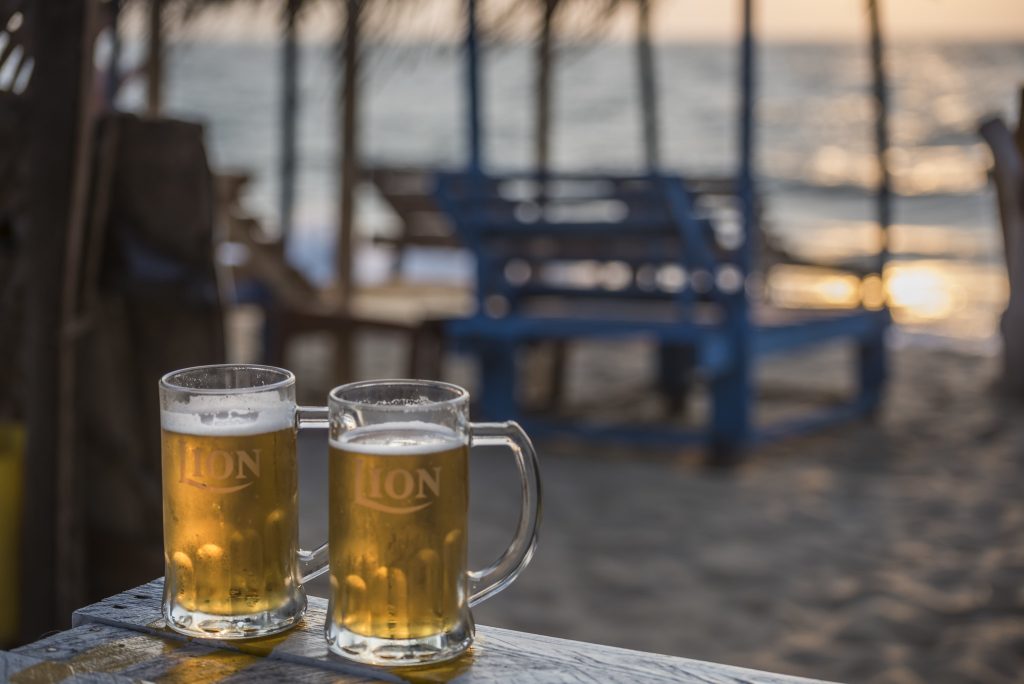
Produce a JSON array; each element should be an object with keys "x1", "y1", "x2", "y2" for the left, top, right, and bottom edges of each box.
[{"x1": 21, "y1": 0, "x2": 86, "y2": 640}]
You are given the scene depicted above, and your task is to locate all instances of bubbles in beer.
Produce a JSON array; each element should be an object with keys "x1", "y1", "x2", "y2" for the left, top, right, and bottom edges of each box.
[
  {"x1": 171, "y1": 551, "x2": 195, "y2": 604},
  {"x1": 328, "y1": 424, "x2": 469, "y2": 641},
  {"x1": 161, "y1": 427, "x2": 300, "y2": 618}
]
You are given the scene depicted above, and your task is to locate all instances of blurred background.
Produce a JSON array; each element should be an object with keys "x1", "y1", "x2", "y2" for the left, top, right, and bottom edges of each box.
[{"x1": 1, "y1": 1, "x2": 1023, "y2": 682}]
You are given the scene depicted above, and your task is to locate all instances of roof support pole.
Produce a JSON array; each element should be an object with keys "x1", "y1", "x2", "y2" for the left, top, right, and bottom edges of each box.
[
  {"x1": 337, "y1": 0, "x2": 360, "y2": 301},
  {"x1": 867, "y1": 0, "x2": 891, "y2": 273},
  {"x1": 465, "y1": 0, "x2": 483, "y2": 173},
  {"x1": 279, "y1": 0, "x2": 302, "y2": 245},
  {"x1": 737, "y1": 0, "x2": 756, "y2": 275},
  {"x1": 333, "y1": 0, "x2": 361, "y2": 381},
  {"x1": 637, "y1": 0, "x2": 660, "y2": 173},
  {"x1": 534, "y1": 0, "x2": 557, "y2": 177}
]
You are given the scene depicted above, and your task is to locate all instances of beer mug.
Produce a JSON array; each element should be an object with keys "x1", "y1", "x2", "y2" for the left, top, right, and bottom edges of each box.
[
  {"x1": 159, "y1": 364, "x2": 329, "y2": 639},
  {"x1": 325, "y1": 380, "x2": 541, "y2": 665}
]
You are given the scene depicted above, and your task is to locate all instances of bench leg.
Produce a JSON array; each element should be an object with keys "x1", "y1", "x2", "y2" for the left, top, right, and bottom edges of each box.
[
  {"x1": 264, "y1": 305, "x2": 287, "y2": 367},
  {"x1": 709, "y1": 356, "x2": 750, "y2": 469},
  {"x1": 333, "y1": 326, "x2": 355, "y2": 385},
  {"x1": 858, "y1": 332, "x2": 886, "y2": 419},
  {"x1": 408, "y1": 321, "x2": 445, "y2": 380},
  {"x1": 478, "y1": 341, "x2": 518, "y2": 421},
  {"x1": 544, "y1": 340, "x2": 568, "y2": 412},
  {"x1": 656, "y1": 343, "x2": 695, "y2": 416}
]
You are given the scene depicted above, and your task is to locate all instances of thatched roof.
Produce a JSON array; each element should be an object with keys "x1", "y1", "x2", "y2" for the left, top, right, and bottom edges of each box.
[{"x1": 126, "y1": 0, "x2": 641, "y2": 42}]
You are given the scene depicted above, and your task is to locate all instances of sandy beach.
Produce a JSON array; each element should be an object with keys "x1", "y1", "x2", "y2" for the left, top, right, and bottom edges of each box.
[{"x1": 290, "y1": 335, "x2": 1023, "y2": 684}]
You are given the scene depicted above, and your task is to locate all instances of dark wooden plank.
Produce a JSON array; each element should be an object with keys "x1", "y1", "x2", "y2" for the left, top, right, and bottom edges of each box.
[
  {"x1": 15, "y1": 622, "x2": 377, "y2": 683},
  {"x1": 72, "y1": 580, "x2": 834, "y2": 683},
  {"x1": 1, "y1": 647, "x2": 139, "y2": 683}
]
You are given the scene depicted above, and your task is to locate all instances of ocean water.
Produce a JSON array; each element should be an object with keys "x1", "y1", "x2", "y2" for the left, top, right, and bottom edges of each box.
[{"x1": 126, "y1": 40, "x2": 1024, "y2": 348}]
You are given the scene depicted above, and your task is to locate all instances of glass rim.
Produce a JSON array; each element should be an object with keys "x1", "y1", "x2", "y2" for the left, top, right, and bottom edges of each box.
[
  {"x1": 159, "y1": 363, "x2": 296, "y2": 395},
  {"x1": 329, "y1": 379, "x2": 469, "y2": 410}
]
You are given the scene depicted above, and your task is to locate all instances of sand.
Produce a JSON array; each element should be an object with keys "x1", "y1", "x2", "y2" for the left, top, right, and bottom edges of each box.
[{"x1": 291, "y1": 334, "x2": 1024, "y2": 684}]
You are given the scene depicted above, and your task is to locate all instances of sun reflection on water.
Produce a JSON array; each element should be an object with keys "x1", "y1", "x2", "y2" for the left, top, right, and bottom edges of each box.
[
  {"x1": 885, "y1": 263, "x2": 961, "y2": 322},
  {"x1": 766, "y1": 260, "x2": 1007, "y2": 342}
]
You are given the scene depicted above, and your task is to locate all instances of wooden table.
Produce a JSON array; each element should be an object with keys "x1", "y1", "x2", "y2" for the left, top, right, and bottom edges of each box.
[{"x1": 3, "y1": 580, "x2": 831, "y2": 683}]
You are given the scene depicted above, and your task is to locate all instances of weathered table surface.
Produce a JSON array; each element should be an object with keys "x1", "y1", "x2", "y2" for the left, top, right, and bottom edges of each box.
[{"x1": 3, "y1": 579, "x2": 833, "y2": 683}]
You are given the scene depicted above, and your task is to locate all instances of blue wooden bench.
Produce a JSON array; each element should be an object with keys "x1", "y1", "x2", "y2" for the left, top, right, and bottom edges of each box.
[{"x1": 434, "y1": 171, "x2": 888, "y2": 464}]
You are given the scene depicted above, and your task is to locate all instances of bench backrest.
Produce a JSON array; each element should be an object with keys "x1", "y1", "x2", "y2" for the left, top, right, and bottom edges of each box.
[{"x1": 433, "y1": 172, "x2": 748, "y2": 317}]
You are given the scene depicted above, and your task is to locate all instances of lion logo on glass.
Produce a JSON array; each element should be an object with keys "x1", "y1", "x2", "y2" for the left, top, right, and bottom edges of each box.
[
  {"x1": 179, "y1": 449, "x2": 261, "y2": 493},
  {"x1": 354, "y1": 460, "x2": 441, "y2": 514}
]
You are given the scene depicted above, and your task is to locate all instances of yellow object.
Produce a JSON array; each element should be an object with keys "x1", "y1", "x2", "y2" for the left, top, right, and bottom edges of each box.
[{"x1": 0, "y1": 421, "x2": 24, "y2": 646}]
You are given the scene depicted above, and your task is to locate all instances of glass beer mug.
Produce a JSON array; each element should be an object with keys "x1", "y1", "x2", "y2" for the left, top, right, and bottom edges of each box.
[
  {"x1": 159, "y1": 364, "x2": 329, "y2": 639},
  {"x1": 326, "y1": 380, "x2": 542, "y2": 665}
]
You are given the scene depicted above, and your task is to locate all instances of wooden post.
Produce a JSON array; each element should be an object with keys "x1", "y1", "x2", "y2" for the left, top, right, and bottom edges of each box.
[
  {"x1": 21, "y1": 0, "x2": 87, "y2": 640},
  {"x1": 636, "y1": 0, "x2": 660, "y2": 172},
  {"x1": 337, "y1": 0, "x2": 360, "y2": 302},
  {"x1": 465, "y1": 0, "x2": 482, "y2": 174},
  {"x1": 737, "y1": 0, "x2": 756, "y2": 275},
  {"x1": 279, "y1": 0, "x2": 301, "y2": 244},
  {"x1": 708, "y1": 0, "x2": 756, "y2": 466},
  {"x1": 534, "y1": 0, "x2": 557, "y2": 175},
  {"x1": 335, "y1": 0, "x2": 361, "y2": 382},
  {"x1": 146, "y1": 0, "x2": 162, "y2": 117},
  {"x1": 867, "y1": 0, "x2": 891, "y2": 274},
  {"x1": 56, "y1": 0, "x2": 101, "y2": 622}
]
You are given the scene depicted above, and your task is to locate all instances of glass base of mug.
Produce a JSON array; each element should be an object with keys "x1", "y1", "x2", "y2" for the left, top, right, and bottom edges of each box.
[
  {"x1": 163, "y1": 595, "x2": 307, "y2": 640},
  {"x1": 326, "y1": 624, "x2": 473, "y2": 666}
]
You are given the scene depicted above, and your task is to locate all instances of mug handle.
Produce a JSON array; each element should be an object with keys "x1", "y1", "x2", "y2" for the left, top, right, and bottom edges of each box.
[
  {"x1": 466, "y1": 421, "x2": 542, "y2": 606},
  {"x1": 295, "y1": 406, "x2": 330, "y2": 582}
]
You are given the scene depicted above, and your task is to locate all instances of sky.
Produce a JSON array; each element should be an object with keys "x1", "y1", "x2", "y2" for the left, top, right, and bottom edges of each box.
[{"x1": 144, "y1": 0, "x2": 1024, "y2": 42}]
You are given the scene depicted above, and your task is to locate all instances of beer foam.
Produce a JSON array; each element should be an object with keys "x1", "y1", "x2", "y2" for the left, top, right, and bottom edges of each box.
[
  {"x1": 330, "y1": 421, "x2": 464, "y2": 455},
  {"x1": 161, "y1": 394, "x2": 294, "y2": 436}
]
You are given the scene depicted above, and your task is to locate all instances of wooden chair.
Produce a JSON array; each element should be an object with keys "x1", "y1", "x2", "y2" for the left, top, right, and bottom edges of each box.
[
  {"x1": 216, "y1": 170, "x2": 471, "y2": 383},
  {"x1": 74, "y1": 113, "x2": 228, "y2": 601},
  {"x1": 365, "y1": 166, "x2": 463, "y2": 266}
]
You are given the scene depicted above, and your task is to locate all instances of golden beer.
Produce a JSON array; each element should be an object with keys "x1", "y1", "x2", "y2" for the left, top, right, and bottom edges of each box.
[
  {"x1": 161, "y1": 426, "x2": 300, "y2": 618},
  {"x1": 328, "y1": 426, "x2": 468, "y2": 640}
]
